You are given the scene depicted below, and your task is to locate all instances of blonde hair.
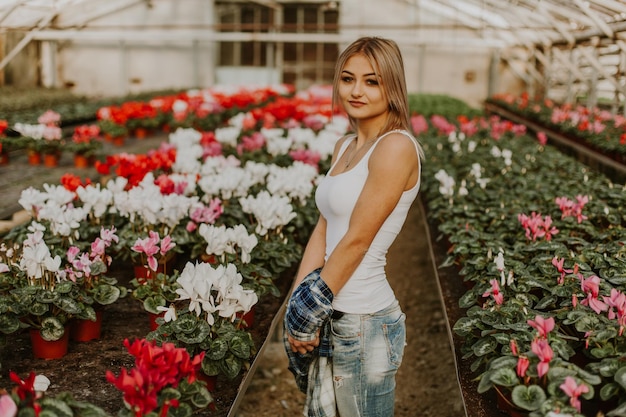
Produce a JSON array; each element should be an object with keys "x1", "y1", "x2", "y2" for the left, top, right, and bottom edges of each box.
[{"x1": 332, "y1": 36, "x2": 411, "y2": 136}]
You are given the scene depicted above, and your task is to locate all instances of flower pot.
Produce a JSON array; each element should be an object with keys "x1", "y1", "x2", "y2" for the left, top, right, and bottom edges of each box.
[
  {"x1": 494, "y1": 386, "x2": 530, "y2": 417},
  {"x1": 28, "y1": 151, "x2": 41, "y2": 165},
  {"x1": 73, "y1": 153, "x2": 92, "y2": 168},
  {"x1": 30, "y1": 327, "x2": 70, "y2": 360},
  {"x1": 236, "y1": 306, "x2": 256, "y2": 329},
  {"x1": 111, "y1": 136, "x2": 125, "y2": 147},
  {"x1": 149, "y1": 311, "x2": 165, "y2": 331},
  {"x1": 134, "y1": 264, "x2": 165, "y2": 283},
  {"x1": 197, "y1": 372, "x2": 217, "y2": 392},
  {"x1": 133, "y1": 127, "x2": 148, "y2": 139},
  {"x1": 71, "y1": 310, "x2": 103, "y2": 342},
  {"x1": 43, "y1": 153, "x2": 59, "y2": 167}
]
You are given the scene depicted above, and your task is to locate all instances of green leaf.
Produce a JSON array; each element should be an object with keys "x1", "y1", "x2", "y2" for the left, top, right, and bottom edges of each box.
[
  {"x1": 206, "y1": 339, "x2": 228, "y2": 360},
  {"x1": 39, "y1": 397, "x2": 73, "y2": 417},
  {"x1": 489, "y1": 368, "x2": 518, "y2": 387},
  {"x1": 453, "y1": 317, "x2": 480, "y2": 337},
  {"x1": 91, "y1": 284, "x2": 120, "y2": 305},
  {"x1": 229, "y1": 332, "x2": 252, "y2": 359},
  {"x1": 168, "y1": 403, "x2": 193, "y2": 417},
  {"x1": 614, "y1": 366, "x2": 626, "y2": 390},
  {"x1": 510, "y1": 384, "x2": 546, "y2": 411},
  {"x1": 219, "y1": 353, "x2": 242, "y2": 380},
  {"x1": 600, "y1": 382, "x2": 620, "y2": 401},
  {"x1": 471, "y1": 336, "x2": 497, "y2": 357},
  {"x1": 40, "y1": 317, "x2": 65, "y2": 341},
  {"x1": 0, "y1": 313, "x2": 21, "y2": 334}
]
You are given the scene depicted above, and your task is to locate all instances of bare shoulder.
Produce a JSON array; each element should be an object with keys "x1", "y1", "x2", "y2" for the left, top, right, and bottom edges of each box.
[{"x1": 373, "y1": 131, "x2": 419, "y2": 162}]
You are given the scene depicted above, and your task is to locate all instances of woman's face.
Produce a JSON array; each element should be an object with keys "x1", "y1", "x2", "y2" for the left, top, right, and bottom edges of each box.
[{"x1": 337, "y1": 53, "x2": 388, "y2": 124}]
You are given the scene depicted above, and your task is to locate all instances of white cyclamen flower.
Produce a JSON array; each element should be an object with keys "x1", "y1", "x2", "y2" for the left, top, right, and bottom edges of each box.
[{"x1": 239, "y1": 191, "x2": 297, "y2": 236}]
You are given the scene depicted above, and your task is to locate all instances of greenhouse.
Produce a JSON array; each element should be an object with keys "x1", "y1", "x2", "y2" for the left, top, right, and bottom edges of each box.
[{"x1": 1, "y1": 1, "x2": 626, "y2": 417}]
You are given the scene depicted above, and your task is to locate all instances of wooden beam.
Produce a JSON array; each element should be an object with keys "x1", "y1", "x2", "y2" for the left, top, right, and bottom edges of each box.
[
  {"x1": 552, "y1": 47, "x2": 586, "y2": 81},
  {"x1": 578, "y1": 45, "x2": 624, "y2": 93},
  {"x1": 572, "y1": 0, "x2": 614, "y2": 38}
]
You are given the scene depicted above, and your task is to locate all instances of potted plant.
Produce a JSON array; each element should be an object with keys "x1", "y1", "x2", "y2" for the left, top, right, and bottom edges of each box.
[
  {"x1": 1, "y1": 371, "x2": 109, "y2": 416},
  {"x1": 65, "y1": 226, "x2": 128, "y2": 341},
  {"x1": 106, "y1": 338, "x2": 213, "y2": 417},
  {"x1": 4, "y1": 230, "x2": 88, "y2": 358},
  {"x1": 67, "y1": 124, "x2": 103, "y2": 167},
  {"x1": 147, "y1": 261, "x2": 258, "y2": 385},
  {"x1": 130, "y1": 269, "x2": 180, "y2": 330}
]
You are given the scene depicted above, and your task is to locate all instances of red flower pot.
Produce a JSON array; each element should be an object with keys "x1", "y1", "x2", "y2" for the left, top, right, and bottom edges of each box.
[
  {"x1": 73, "y1": 153, "x2": 91, "y2": 168},
  {"x1": 148, "y1": 311, "x2": 165, "y2": 331},
  {"x1": 133, "y1": 264, "x2": 165, "y2": 283},
  {"x1": 197, "y1": 373, "x2": 217, "y2": 392},
  {"x1": 30, "y1": 327, "x2": 70, "y2": 360},
  {"x1": 71, "y1": 310, "x2": 103, "y2": 342},
  {"x1": 43, "y1": 153, "x2": 59, "y2": 167},
  {"x1": 236, "y1": 306, "x2": 256, "y2": 329},
  {"x1": 28, "y1": 151, "x2": 41, "y2": 165}
]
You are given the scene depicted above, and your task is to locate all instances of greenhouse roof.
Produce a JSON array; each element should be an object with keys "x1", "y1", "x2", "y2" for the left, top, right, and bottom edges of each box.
[{"x1": 2, "y1": 0, "x2": 626, "y2": 47}]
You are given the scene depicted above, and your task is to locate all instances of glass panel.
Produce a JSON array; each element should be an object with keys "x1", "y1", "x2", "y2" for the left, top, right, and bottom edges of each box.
[
  {"x1": 242, "y1": 6, "x2": 254, "y2": 32},
  {"x1": 283, "y1": 70, "x2": 297, "y2": 85},
  {"x1": 220, "y1": 42, "x2": 235, "y2": 66},
  {"x1": 324, "y1": 10, "x2": 339, "y2": 32},
  {"x1": 303, "y1": 6, "x2": 318, "y2": 33},
  {"x1": 323, "y1": 43, "x2": 338, "y2": 62},
  {"x1": 303, "y1": 43, "x2": 317, "y2": 61},
  {"x1": 323, "y1": 67, "x2": 335, "y2": 83},
  {"x1": 241, "y1": 41, "x2": 254, "y2": 65},
  {"x1": 219, "y1": 7, "x2": 236, "y2": 32},
  {"x1": 284, "y1": 5, "x2": 298, "y2": 31},
  {"x1": 284, "y1": 42, "x2": 297, "y2": 63},
  {"x1": 260, "y1": 41, "x2": 268, "y2": 66}
]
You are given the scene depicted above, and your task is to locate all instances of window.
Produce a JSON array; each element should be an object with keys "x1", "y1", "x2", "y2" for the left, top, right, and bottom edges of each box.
[{"x1": 215, "y1": 1, "x2": 339, "y2": 89}]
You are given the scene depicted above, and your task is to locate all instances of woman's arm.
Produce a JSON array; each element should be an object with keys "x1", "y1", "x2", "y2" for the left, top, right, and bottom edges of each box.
[{"x1": 319, "y1": 132, "x2": 419, "y2": 295}]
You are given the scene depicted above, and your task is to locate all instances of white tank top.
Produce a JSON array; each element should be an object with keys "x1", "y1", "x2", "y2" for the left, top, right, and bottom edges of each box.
[{"x1": 315, "y1": 129, "x2": 421, "y2": 314}]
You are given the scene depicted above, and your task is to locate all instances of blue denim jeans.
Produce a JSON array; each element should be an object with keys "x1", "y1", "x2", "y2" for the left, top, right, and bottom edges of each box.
[{"x1": 330, "y1": 300, "x2": 406, "y2": 417}]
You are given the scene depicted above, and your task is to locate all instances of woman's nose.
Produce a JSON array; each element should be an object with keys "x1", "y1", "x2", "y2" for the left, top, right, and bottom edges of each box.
[{"x1": 351, "y1": 81, "x2": 364, "y2": 97}]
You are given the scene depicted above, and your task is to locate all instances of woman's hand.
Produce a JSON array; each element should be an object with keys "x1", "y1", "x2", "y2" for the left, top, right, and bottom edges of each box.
[{"x1": 287, "y1": 330, "x2": 320, "y2": 354}]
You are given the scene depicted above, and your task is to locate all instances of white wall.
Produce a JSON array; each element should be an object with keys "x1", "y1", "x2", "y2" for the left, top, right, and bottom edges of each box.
[{"x1": 54, "y1": 0, "x2": 215, "y2": 97}]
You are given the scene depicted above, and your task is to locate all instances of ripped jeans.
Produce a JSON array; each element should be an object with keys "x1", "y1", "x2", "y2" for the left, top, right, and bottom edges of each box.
[{"x1": 330, "y1": 300, "x2": 406, "y2": 417}]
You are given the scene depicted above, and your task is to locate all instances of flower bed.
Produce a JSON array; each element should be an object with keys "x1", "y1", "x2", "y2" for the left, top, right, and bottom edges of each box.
[
  {"x1": 487, "y1": 93, "x2": 626, "y2": 162},
  {"x1": 418, "y1": 110, "x2": 626, "y2": 416}
]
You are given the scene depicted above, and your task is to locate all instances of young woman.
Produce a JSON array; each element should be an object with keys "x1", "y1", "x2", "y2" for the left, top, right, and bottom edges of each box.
[{"x1": 284, "y1": 36, "x2": 424, "y2": 417}]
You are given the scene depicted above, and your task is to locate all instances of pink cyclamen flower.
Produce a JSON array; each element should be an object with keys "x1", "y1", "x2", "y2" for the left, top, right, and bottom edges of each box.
[
  {"x1": 560, "y1": 376, "x2": 589, "y2": 412},
  {"x1": 580, "y1": 275, "x2": 608, "y2": 314},
  {"x1": 510, "y1": 339, "x2": 518, "y2": 356},
  {"x1": 482, "y1": 279, "x2": 504, "y2": 305},
  {"x1": 159, "y1": 235, "x2": 176, "y2": 256},
  {"x1": 552, "y1": 256, "x2": 573, "y2": 285},
  {"x1": 531, "y1": 339, "x2": 553, "y2": 378},
  {"x1": 516, "y1": 356, "x2": 530, "y2": 378},
  {"x1": 537, "y1": 131, "x2": 548, "y2": 145},
  {"x1": 603, "y1": 288, "x2": 626, "y2": 335},
  {"x1": 0, "y1": 394, "x2": 18, "y2": 417},
  {"x1": 527, "y1": 315, "x2": 555, "y2": 339}
]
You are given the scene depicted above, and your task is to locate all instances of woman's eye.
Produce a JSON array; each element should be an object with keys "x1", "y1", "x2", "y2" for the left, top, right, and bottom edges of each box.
[
  {"x1": 341, "y1": 76, "x2": 353, "y2": 83},
  {"x1": 366, "y1": 79, "x2": 379, "y2": 86}
]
